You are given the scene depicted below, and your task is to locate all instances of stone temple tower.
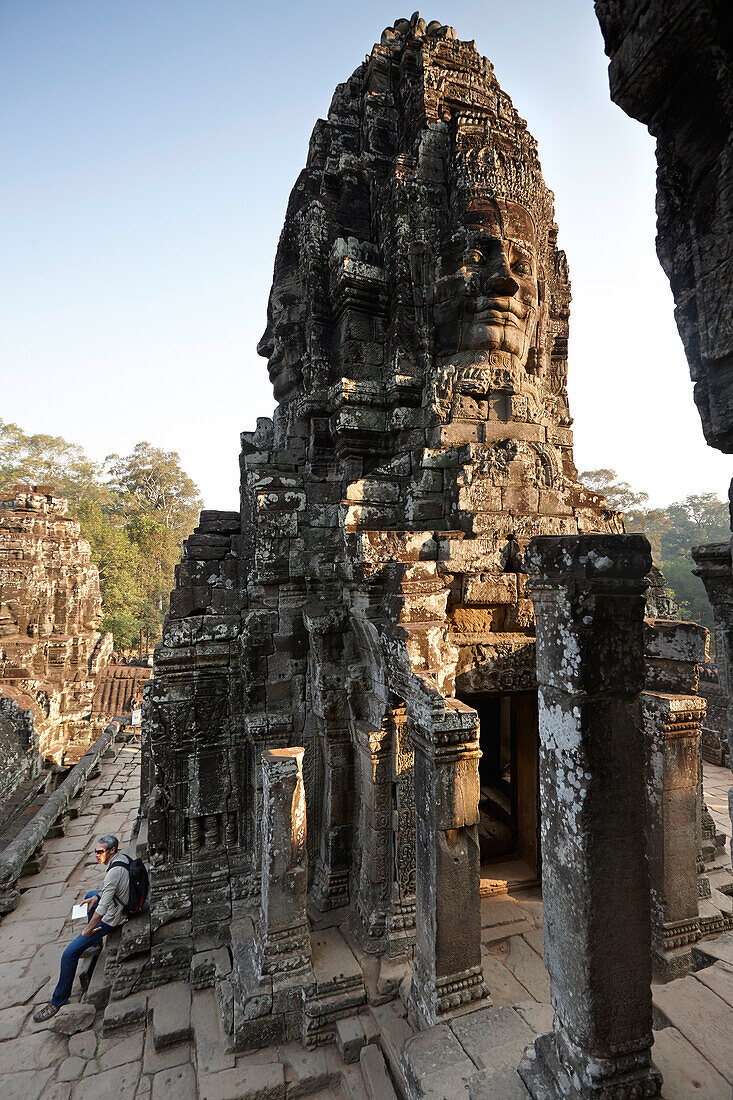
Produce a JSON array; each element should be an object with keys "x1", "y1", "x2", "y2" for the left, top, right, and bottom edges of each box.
[{"x1": 143, "y1": 14, "x2": 621, "y2": 1043}]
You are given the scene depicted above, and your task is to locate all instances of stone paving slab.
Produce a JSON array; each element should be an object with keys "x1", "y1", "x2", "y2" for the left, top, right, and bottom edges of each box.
[
  {"x1": 651, "y1": 1026, "x2": 730, "y2": 1100},
  {"x1": 0, "y1": 740, "x2": 728, "y2": 1099}
]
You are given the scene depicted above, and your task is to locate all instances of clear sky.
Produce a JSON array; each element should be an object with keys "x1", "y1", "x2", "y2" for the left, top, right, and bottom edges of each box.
[{"x1": 2, "y1": 0, "x2": 729, "y2": 510}]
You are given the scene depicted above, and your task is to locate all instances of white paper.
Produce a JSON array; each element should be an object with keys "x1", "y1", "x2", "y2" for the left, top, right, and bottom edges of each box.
[{"x1": 72, "y1": 903, "x2": 88, "y2": 920}]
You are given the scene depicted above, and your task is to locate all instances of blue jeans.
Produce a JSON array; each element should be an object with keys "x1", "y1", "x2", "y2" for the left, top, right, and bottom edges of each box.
[{"x1": 51, "y1": 890, "x2": 112, "y2": 1007}]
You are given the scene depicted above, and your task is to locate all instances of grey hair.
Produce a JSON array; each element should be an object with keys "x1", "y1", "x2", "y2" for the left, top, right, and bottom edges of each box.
[{"x1": 97, "y1": 835, "x2": 119, "y2": 852}]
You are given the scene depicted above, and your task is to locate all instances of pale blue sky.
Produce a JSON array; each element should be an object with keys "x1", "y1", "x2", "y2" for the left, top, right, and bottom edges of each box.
[{"x1": 1, "y1": 0, "x2": 729, "y2": 509}]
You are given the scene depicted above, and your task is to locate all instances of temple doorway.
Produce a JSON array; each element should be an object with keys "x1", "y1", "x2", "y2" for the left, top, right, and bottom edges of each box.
[{"x1": 462, "y1": 691, "x2": 540, "y2": 889}]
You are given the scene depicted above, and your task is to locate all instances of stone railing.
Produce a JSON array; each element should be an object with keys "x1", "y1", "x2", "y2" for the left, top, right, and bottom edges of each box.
[{"x1": 0, "y1": 720, "x2": 120, "y2": 914}]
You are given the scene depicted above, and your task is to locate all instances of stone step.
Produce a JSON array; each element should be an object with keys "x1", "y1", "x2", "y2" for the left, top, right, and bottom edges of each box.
[
  {"x1": 653, "y1": 972, "x2": 733, "y2": 1082},
  {"x1": 192, "y1": 1063, "x2": 286, "y2": 1099},
  {"x1": 652, "y1": 1026, "x2": 730, "y2": 1099},
  {"x1": 360, "y1": 1043, "x2": 399, "y2": 1100},
  {"x1": 403, "y1": 1021, "x2": 475, "y2": 1099},
  {"x1": 467, "y1": 1065, "x2": 531, "y2": 1099},
  {"x1": 148, "y1": 981, "x2": 192, "y2": 1051},
  {"x1": 101, "y1": 991, "x2": 147, "y2": 1036},
  {"x1": 401, "y1": 1005, "x2": 538, "y2": 1100},
  {"x1": 370, "y1": 1003, "x2": 412, "y2": 1095},
  {"x1": 692, "y1": 929, "x2": 733, "y2": 970},
  {"x1": 694, "y1": 960, "x2": 733, "y2": 1010},
  {"x1": 82, "y1": 943, "x2": 111, "y2": 1010},
  {"x1": 279, "y1": 1044, "x2": 341, "y2": 1097},
  {"x1": 451, "y1": 1005, "x2": 535, "y2": 1075}
]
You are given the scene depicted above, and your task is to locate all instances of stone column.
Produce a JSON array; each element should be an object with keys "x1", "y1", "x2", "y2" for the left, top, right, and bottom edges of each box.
[
  {"x1": 692, "y1": 541, "x2": 733, "y2": 836},
  {"x1": 386, "y1": 706, "x2": 417, "y2": 959},
  {"x1": 254, "y1": 747, "x2": 311, "y2": 981},
  {"x1": 643, "y1": 692, "x2": 705, "y2": 978},
  {"x1": 409, "y1": 694, "x2": 489, "y2": 1029},
  {"x1": 352, "y1": 717, "x2": 392, "y2": 944},
  {"x1": 643, "y1": 618, "x2": 708, "y2": 978},
  {"x1": 304, "y1": 603, "x2": 353, "y2": 910},
  {"x1": 519, "y1": 535, "x2": 662, "y2": 1099}
]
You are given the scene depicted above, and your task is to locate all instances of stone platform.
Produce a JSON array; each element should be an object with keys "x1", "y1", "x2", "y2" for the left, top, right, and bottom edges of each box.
[{"x1": 0, "y1": 746, "x2": 730, "y2": 1098}]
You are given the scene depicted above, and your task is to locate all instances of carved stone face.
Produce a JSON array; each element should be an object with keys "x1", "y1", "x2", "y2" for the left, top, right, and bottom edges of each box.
[
  {"x1": 257, "y1": 268, "x2": 306, "y2": 402},
  {"x1": 433, "y1": 199, "x2": 539, "y2": 364}
]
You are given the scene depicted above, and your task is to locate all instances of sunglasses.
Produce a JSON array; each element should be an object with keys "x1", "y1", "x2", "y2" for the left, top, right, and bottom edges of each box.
[{"x1": 95, "y1": 849, "x2": 107, "y2": 855}]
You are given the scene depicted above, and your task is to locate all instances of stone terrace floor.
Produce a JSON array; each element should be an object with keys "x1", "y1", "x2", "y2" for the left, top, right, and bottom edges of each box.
[
  {"x1": 704, "y1": 761, "x2": 731, "y2": 840},
  {"x1": 0, "y1": 746, "x2": 730, "y2": 1099}
]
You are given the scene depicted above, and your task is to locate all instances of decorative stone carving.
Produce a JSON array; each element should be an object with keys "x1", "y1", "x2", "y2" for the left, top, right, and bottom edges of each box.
[
  {"x1": 255, "y1": 748, "x2": 311, "y2": 980},
  {"x1": 0, "y1": 485, "x2": 113, "y2": 813}
]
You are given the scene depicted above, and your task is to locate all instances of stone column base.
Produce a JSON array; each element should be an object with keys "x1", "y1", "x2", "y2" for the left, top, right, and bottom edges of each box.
[
  {"x1": 518, "y1": 1032, "x2": 662, "y2": 1100},
  {"x1": 309, "y1": 859, "x2": 350, "y2": 911},
  {"x1": 408, "y1": 962, "x2": 490, "y2": 1029}
]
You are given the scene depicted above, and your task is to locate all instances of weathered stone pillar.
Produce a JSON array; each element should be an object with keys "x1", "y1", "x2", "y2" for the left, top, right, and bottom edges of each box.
[
  {"x1": 409, "y1": 694, "x2": 489, "y2": 1029},
  {"x1": 352, "y1": 717, "x2": 392, "y2": 945},
  {"x1": 643, "y1": 618, "x2": 708, "y2": 978},
  {"x1": 692, "y1": 541, "x2": 733, "y2": 836},
  {"x1": 385, "y1": 706, "x2": 417, "y2": 959},
  {"x1": 519, "y1": 535, "x2": 662, "y2": 1099},
  {"x1": 643, "y1": 692, "x2": 705, "y2": 978},
  {"x1": 254, "y1": 747, "x2": 311, "y2": 981},
  {"x1": 304, "y1": 603, "x2": 353, "y2": 911}
]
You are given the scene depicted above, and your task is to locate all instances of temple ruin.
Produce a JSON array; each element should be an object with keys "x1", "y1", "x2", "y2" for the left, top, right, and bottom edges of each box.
[
  {"x1": 0, "y1": 486, "x2": 113, "y2": 821},
  {"x1": 128, "y1": 13, "x2": 733, "y2": 1097}
]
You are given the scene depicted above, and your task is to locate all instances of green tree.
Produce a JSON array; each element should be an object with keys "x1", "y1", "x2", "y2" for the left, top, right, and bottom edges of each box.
[
  {"x1": 106, "y1": 442, "x2": 202, "y2": 535},
  {"x1": 0, "y1": 423, "x2": 201, "y2": 649},
  {"x1": 0, "y1": 419, "x2": 106, "y2": 504},
  {"x1": 579, "y1": 468, "x2": 728, "y2": 637},
  {"x1": 578, "y1": 468, "x2": 649, "y2": 512},
  {"x1": 72, "y1": 500, "x2": 144, "y2": 648}
]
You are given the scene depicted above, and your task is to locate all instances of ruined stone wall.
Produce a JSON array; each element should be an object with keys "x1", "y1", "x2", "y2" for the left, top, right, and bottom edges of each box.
[{"x1": 0, "y1": 485, "x2": 113, "y2": 804}]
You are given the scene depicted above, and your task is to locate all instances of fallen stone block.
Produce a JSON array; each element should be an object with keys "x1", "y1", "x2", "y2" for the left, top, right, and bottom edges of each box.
[
  {"x1": 336, "y1": 1013, "x2": 366, "y2": 1064},
  {"x1": 49, "y1": 1002, "x2": 96, "y2": 1035}
]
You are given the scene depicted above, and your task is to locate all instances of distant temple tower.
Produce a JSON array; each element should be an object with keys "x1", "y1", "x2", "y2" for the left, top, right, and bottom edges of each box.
[{"x1": 0, "y1": 485, "x2": 113, "y2": 810}]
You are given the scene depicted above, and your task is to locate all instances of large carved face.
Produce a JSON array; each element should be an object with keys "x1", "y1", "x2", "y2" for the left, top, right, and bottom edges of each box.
[
  {"x1": 257, "y1": 267, "x2": 306, "y2": 402},
  {"x1": 433, "y1": 198, "x2": 539, "y2": 364}
]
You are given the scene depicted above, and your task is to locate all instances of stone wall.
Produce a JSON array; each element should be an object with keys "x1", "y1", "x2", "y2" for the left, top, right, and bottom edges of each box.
[{"x1": 0, "y1": 485, "x2": 113, "y2": 807}]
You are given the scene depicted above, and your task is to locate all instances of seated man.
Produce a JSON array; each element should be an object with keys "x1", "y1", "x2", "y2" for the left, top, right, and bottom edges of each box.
[{"x1": 33, "y1": 833, "x2": 130, "y2": 1022}]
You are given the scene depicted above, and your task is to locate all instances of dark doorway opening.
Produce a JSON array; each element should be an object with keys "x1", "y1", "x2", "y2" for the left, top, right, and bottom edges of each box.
[{"x1": 462, "y1": 692, "x2": 540, "y2": 876}]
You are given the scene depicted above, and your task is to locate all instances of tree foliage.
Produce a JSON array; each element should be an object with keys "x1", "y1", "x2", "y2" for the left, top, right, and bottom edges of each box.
[
  {"x1": 0, "y1": 421, "x2": 201, "y2": 649},
  {"x1": 579, "y1": 469, "x2": 729, "y2": 635}
]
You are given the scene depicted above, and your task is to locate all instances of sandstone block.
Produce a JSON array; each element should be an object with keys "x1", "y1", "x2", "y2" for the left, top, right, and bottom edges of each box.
[
  {"x1": 197, "y1": 1063, "x2": 285, "y2": 1100},
  {"x1": 149, "y1": 981, "x2": 192, "y2": 1051},
  {"x1": 49, "y1": 1003, "x2": 96, "y2": 1035},
  {"x1": 151, "y1": 1063, "x2": 197, "y2": 1100}
]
